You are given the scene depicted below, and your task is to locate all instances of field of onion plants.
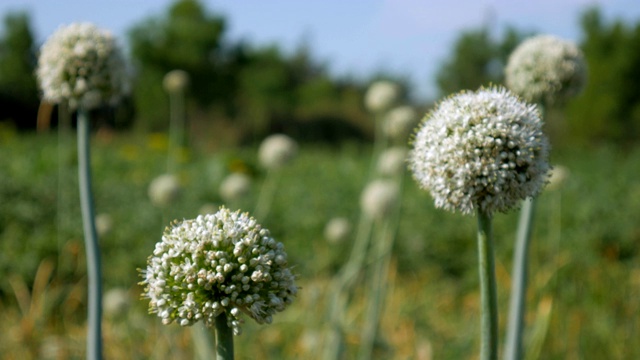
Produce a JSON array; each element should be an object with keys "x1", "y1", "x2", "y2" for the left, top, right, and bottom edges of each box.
[{"x1": 1, "y1": 125, "x2": 639, "y2": 359}]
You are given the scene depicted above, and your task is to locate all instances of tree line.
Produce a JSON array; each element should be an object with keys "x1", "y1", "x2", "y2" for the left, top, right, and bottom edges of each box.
[{"x1": 1, "y1": 1, "x2": 639, "y2": 146}]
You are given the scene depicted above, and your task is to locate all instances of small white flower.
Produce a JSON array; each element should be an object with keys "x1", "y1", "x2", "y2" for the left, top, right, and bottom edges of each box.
[
  {"x1": 360, "y1": 179, "x2": 399, "y2": 219},
  {"x1": 258, "y1": 134, "x2": 298, "y2": 170},
  {"x1": 409, "y1": 86, "x2": 550, "y2": 215},
  {"x1": 140, "y1": 207, "x2": 297, "y2": 335},
  {"x1": 219, "y1": 172, "x2": 252, "y2": 202},
  {"x1": 37, "y1": 22, "x2": 128, "y2": 110},
  {"x1": 148, "y1": 174, "x2": 181, "y2": 207},
  {"x1": 505, "y1": 34, "x2": 587, "y2": 105},
  {"x1": 324, "y1": 217, "x2": 352, "y2": 244},
  {"x1": 377, "y1": 146, "x2": 408, "y2": 177},
  {"x1": 95, "y1": 213, "x2": 113, "y2": 237},
  {"x1": 365, "y1": 81, "x2": 400, "y2": 113},
  {"x1": 163, "y1": 69, "x2": 190, "y2": 93},
  {"x1": 103, "y1": 288, "x2": 130, "y2": 317},
  {"x1": 384, "y1": 106, "x2": 417, "y2": 141},
  {"x1": 546, "y1": 165, "x2": 569, "y2": 191},
  {"x1": 199, "y1": 202, "x2": 219, "y2": 215}
]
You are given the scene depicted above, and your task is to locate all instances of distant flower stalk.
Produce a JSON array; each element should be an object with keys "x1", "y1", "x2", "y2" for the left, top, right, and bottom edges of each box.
[
  {"x1": 148, "y1": 174, "x2": 181, "y2": 208},
  {"x1": 505, "y1": 34, "x2": 586, "y2": 105},
  {"x1": 377, "y1": 146, "x2": 408, "y2": 177},
  {"x1": 360, "y1": 179, "x2": 399, "y2": 220},
  {"x1": 258, "y1": 134, "x2": 298, "y2": 170},
  {"x1": 365, "y1": 81, "x2": 400, "y2": 113},
  {"x1": 324, "y1": 217, "x2": 352, "y2": 244},
  {"x1": 220, "y1": 172, "x2": 252, "y2": 203},
  {"x1": 384, "y1": 105, "x2": 417, "y2": 142},
  {"x1": 255, "y1": 134, "x2": 298, "y2": 220},
  {"x1": 163, "y1": 69, "x2": 190, "y2": 93}
]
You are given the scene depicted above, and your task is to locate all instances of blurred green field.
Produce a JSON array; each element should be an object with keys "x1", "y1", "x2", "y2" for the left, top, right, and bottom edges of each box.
[{"x1": 1, "y1": 129, "x2": 639, "y2": 359}]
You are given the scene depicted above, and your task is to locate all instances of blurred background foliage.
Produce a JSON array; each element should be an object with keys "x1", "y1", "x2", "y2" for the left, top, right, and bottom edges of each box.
[{"x1": 2, "y1": 1, "x2": 638, "y2": 148}]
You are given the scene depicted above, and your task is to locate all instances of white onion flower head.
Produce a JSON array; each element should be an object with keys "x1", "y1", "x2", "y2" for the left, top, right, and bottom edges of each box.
[
  {"x1": 409, "y1": 86, "x2": 550, "y2": 215},
  {"x1": 546, "y1": 164, "x2": 569, "y2": 191},
  {"x1": 148, "y1": 174, "x2": 181, "y2": 207},
  {"x1": 377, "y1": 146, "x2": 408, "y2": 177},
  {"x1": 258, "y1": 134, "x2": 298, "y2": 170},
  {"x1": 384, "y1": 106, "x2": 417, "y2": 141},
  {"x1": 324, "y1": 217, "x2": 352, "y2": 244},
  {"x1": 37, "y1": 22, "x2": 128, "y2": 110},
  {"x1": 163, "y1": 69, "x2": 190, "y2": 93},
  {"x1": 365, "y1": 81, "x2": 400, "y2": 113},
  {"x1": 140, "y1": 207, "x2": 298, "y2": 335},
  {"x1": 505, "y1": 35, "x2": 587, "y2": 105},
  {"x1": 219, "y1": 172, "x2": 252, "y2": 202},
  {"x1": 360, "y1": 179, "x2": 399, "y2": 219}
]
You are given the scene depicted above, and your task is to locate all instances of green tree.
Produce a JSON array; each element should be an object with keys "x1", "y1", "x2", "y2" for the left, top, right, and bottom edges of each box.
[
  {"x1": 436, "y1": 27, "x2": 528, "y2": 97},
  {"x1": 0, "y1": 11, "x2": 38, "y2": 128},
  {"x1": 128, "y1": 0, "x2": 228, "y2": 130},
  {"x1": 566, "y1": 7, "x2": 640, "y2": 145}
]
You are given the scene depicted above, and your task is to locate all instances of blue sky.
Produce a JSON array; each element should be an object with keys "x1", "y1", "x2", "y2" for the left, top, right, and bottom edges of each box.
[{"x1": 1, "y1": 0, "x2": 639, "y2": 101}]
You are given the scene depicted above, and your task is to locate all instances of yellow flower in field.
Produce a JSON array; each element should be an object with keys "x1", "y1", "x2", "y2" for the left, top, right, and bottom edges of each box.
[
  {"x1": 147, "y1": 133, "x2": 169, "y2": 151},
  {"x1": 119, "y1": 144, "x2": 139, "y2": 161}
]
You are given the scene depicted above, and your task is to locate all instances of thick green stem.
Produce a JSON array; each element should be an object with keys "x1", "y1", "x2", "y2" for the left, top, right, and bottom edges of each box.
[
  {"x1": 77, "y1": 109, "x2": 103, "y2": 360},
  {"x1": 215, "y1": 312, "x2": 235, "y2": 360},
  {"x1": 477, "y1": 209, "x2": 498, "y2": 360},
  {"x1": 504, "y1": 197, "x2": 537, "y2": 360}
]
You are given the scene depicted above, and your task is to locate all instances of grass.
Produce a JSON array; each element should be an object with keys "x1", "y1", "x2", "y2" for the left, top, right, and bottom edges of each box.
[{"x1": 1, "y1": 129, "x2": 639, "y2": 359}]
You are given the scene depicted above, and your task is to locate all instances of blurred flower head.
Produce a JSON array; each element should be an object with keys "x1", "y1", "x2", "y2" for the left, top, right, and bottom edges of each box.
[
  {"x1": 409, "y1": 86, "x2": 550, "y2": 215},
  {"x1": 219, "y1": 172, "x2": 252, "y2": 203},
  {"x1": 365, "y1": 81, "x2": 400, "y2": 113},
  {"x1": 546, "y1": 165, "x2": 570, "y2": 191},
  {"x1": 199, "y1": 202, "x2": 219, "y2": 215},
  {"x1": 505, "y1": 34, "x2": 587, "y2": 105},
  {"x1": 37, "y1": 22, "x2": 128, "y2": 110},
  {"x1": 384, "y1": 105, "x2": 417, "y2": 141},
  {"x1": 163, "y1": 69, "x2": 190, "y2": 93},
  {"x1": 140, "y1": 207, "x2": 298, "y2": 335},
  {"x1": 377, "y1": 146, "x2": 408, "y2": 177},
  {"x1": 324, "y1": 217, "x2": 352, "y2": 244},
  {"x1": 95, "y1": 213, "x2": 113, "y2": 237},
  {"x1": 258, "y1": 134, "x2": 298, "y2": 170},
  {"x1": 103, "y1": 287, "x2": 131, "y2": 318},
  {"x1": 360, "y1": 179, "x2": 399, "y2": 219},
  {"x1": 148, "y1": 174, "x2": 181, "y2": 207}
]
